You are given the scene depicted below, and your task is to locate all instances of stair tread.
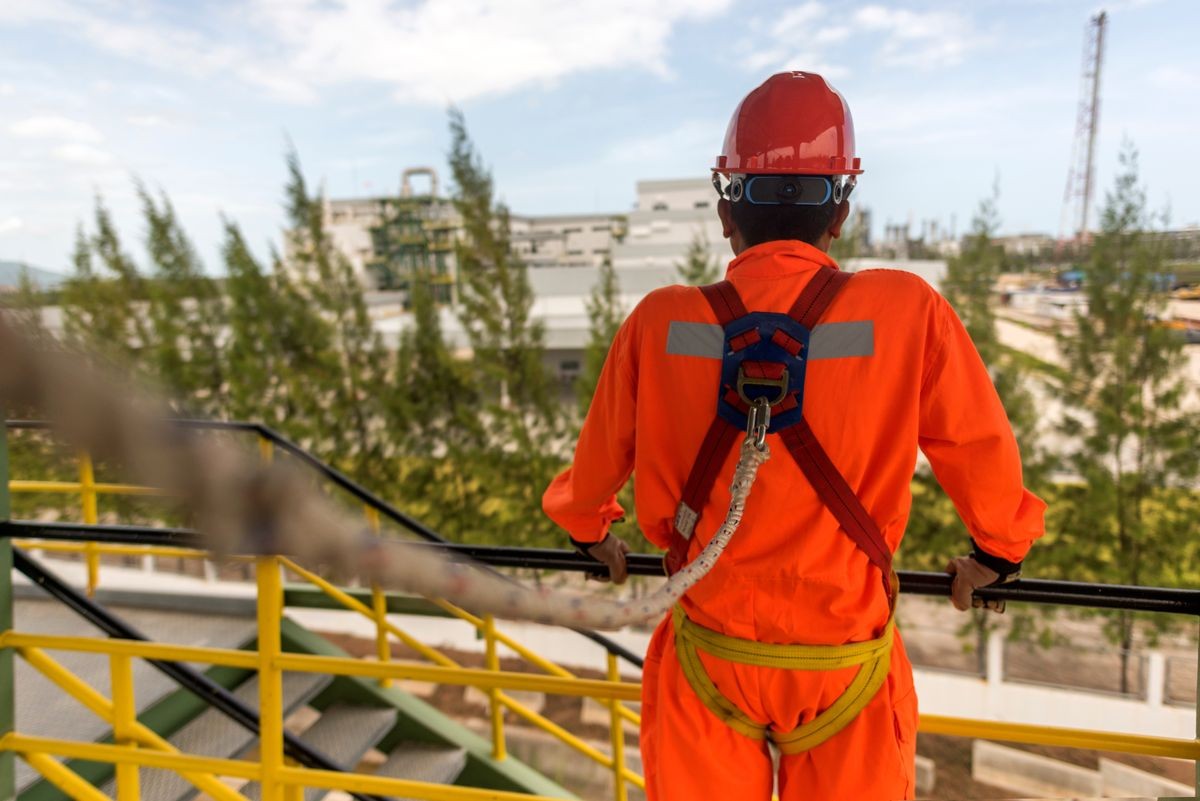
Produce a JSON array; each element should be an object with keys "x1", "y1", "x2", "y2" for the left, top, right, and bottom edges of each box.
[
  {"x1": 241, "y1": 703, "x2": 398, "y2": 801},
  {"x1": 100, "y1": 671, "x2": 330, "y2": 801},
  {"x1": 376, "y1": 742, "x2": 468, "y2": 799},
  {"x1": 12, "y1": 597, "x2": 257, "y2": 793}
]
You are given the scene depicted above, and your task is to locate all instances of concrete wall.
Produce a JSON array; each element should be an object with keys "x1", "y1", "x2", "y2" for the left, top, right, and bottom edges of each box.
[
  {"x1": 973, "y1": 741, "x2": 1195, "y2": 798},
  {"x1": 915, "y1": 632, "x2": 1195, "y2": 741}
]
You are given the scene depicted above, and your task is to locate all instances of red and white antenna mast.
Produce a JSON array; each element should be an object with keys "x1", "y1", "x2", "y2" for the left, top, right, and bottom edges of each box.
[{"x1": 1059, "y1": 10, "x2": 1107, "y2": 248}]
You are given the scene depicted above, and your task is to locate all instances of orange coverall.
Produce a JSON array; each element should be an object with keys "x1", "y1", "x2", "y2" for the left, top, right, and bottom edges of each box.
[{"x1": 543, "y1": 240, "x2": 1045, "y2": 800}]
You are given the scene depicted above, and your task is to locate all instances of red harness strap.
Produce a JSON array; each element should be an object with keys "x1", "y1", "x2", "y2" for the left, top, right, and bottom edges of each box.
[
  {"x1": 666, "y1": 267, "x2": 893, "y2": 600},
  {"x1": 665, "y1": 281, "x2": 751, "y2": 574}
]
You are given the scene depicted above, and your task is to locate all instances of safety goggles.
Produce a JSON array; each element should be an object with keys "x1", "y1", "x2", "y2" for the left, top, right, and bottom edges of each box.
[{"x1": 711, "y1": 173, "x2": 856, "y2": 205}]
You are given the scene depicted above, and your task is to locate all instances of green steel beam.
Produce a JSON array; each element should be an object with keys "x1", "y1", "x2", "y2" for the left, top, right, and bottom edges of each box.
[
  {"x1": 283, "y1": 585, "x2": 449, "y2": 618},
  {"x1": 280, "y1": 618, "x2": 577, "y2": 800},
  {"x1": 1, "y1": 420, "x2": 14, "y2": 801}
]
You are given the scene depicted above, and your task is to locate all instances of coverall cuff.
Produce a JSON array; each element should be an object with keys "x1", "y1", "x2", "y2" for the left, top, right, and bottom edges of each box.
[{"x1": 970, "y1": 538, "x2": 1023, "y2": 579}]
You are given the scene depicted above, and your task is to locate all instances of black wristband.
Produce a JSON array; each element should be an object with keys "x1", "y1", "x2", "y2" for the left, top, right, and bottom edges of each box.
[
  {"x1": 571, "y1": 534, "x2": 609, "y2": 559},
  {"x1": 970, "y1": 538, "x2": 1023, "y2": 579}
]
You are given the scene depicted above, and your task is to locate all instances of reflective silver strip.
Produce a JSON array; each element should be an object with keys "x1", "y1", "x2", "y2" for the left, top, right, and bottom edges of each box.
[
  {"x1": 666, "y1": 322, "x2": 725, "y2": 359},
  {"x1": 809, "y1": 321, "x2": 874, "y2": 360},
  {"x1": 665, "y1": 320, "x2": 874, "y2": 361},
  {"x1": 674, "y1": 502, "x2": 698, "y2": 540}
]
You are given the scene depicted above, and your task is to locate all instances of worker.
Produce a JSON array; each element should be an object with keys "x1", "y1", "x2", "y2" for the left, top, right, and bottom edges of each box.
[{"x1": 543, "y1": 71, "x2": 1045, "y2": 800}]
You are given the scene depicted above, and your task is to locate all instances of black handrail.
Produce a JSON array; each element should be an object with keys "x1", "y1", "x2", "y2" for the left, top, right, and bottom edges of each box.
[
  {"x1": 11, "y1": 548, "x2": 386, "y2": 801},
  {"x1": 7, "y1": 520, "x2": 1200, "y2": 618},
  {"x1": 7, "y1": 419, "x2": 446, "y2": 544},
  {"x1": 6, "y1": 418, "x2": 641, "y2": 667}
]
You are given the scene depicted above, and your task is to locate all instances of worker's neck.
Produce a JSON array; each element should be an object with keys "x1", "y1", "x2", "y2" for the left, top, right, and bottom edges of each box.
[{"x1": 732, "y1": 234, "x2": 834, "y2": 256}]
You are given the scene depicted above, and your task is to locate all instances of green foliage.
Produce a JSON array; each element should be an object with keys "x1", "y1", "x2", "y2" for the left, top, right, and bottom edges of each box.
[
  {"x1": 60, "y1": 209, "x2": 142, "y2": 360},
  {"x1": 576, "y1": 255, "x2": 622, "y2": 417},
  {"x1": 280, "y1": 151, "x2": 394, "y2": 483},
  {"x1": 942, "y1": 185, "x2": 1003, "y2": 363},
  {"x1": 676, "y1": 229, "x2": 719, "y2": 285},
  {"x1": 1052, "y1": 142, "x2": 1199, "y2": 690},
  {"x1": 444, "y1": 108, "x2": 564, "y2": 546},
  {"x1": 139, "y1": 185, "x2": 228, "y2": 415}
]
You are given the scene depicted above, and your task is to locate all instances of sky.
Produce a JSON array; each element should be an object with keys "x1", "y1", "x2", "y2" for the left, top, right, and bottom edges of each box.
[{"x1": 1, "y1": 0, "x2": 1198, "y2": 275}]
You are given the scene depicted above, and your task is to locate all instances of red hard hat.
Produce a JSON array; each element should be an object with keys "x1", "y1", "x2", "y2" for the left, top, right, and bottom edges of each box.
[{"x1": 714, "y1": 72, "x2": 863, "y2": 176}]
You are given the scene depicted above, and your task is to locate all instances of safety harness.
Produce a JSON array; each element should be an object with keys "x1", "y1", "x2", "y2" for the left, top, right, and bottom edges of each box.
[{"x1": 667, "y1": 265, "x2": 900, "y2": 753}]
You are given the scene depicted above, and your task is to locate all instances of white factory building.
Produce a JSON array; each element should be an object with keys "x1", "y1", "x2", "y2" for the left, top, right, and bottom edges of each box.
[{"x1": 328, "y1": 174, "x2": 944, "y2": 384}]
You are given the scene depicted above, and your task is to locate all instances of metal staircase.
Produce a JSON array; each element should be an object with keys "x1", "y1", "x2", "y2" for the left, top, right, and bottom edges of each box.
[
  {"x1": 8, "y1": 553, "x2": 562, "y2": 801},
  {"x1": 13, "y1": 597, "x2": 260, "y2": 796}
]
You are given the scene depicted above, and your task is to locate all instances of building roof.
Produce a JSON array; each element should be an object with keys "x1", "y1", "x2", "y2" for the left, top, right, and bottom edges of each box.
[{"x1": 0, "y1": 261, "x2": 66, "y2": 290}]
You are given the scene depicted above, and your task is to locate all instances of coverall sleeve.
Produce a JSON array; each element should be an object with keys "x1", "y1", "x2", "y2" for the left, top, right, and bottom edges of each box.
[
  {"x1": 541, "y1": 310, "x2": 639, "y2": 544},
  {"x1": 918, "y1": 295, "x2": 1046, "y2": 566}
]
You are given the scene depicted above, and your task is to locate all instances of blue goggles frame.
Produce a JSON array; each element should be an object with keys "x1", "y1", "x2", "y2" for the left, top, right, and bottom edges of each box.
[{"x1": 712, "y1": 173, "x2": 856, "y2": 205}]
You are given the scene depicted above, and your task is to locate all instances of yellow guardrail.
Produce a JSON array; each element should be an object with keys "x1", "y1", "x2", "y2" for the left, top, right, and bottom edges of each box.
[
  {"x1": 9, "y1": 431, "x2": 646, "y2": 796},
  {"x1": 7, "y1": 429, "x2": 1200, "y2": 800},
  {"x1": 278, "y1": 555, "x2": 643, "y2": 790},
  {"x1": 1, "y1": 556, "x2": 637, "y2": 801}
]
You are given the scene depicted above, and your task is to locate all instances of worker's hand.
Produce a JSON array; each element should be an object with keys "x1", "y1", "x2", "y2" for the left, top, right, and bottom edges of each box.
[
  {"x1": 945, "y1": 555, "x2": 1003, "y2": 613},
  {"x1": 584, "y1": 534, "x2": 631, "y2": 585}
]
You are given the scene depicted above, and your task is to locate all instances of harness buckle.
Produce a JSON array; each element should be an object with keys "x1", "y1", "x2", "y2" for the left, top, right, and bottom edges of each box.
[
  {"x1": 736, "y1": 367, "x2": 790, "y2": 407},
  {"x1": 746, "y1": 398, "x2": 771, "y2": 451}
]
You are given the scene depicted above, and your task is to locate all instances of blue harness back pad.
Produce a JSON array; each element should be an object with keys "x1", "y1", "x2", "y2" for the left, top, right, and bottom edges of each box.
[{"x1": 717, "y1": 311, "x2": 811, "y2": 433}]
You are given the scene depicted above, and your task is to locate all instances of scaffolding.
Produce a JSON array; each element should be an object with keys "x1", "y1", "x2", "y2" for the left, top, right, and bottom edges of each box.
[{"x1": 367, "y1": 168, "x2": 459, "y2": 307}]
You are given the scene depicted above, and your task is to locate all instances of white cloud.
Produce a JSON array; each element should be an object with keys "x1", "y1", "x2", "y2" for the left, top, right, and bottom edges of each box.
[
  {"x1": 9, "y1": 115, "x2": 102, "y2": 142},
  {"x1": 0, "y1": 83, "x2": 14, "y2": 96},
  {"x1": 51, "y1": 143, "x2": 115, "y2": 166},
  {"x1": 854, "y1": 6, "x2": 979, "y2": 70},
  {"x1": 0, "y1": 216, "x2": 23, "y2": 235},
  {"x1": 774, "y1": 2, "x2": 826, "y2": 37},
  {"x1": 252, "y1": 0, "x2": 733, "y2": 103},
  {"x1": 741, "y1": 2, "x2": 852, "y2": 77},
  {"x1": 0, "y1": 0, "x2": 733, "y2": 105},
  {"x1": 126, "y1": 113, "x2": 170, "y2": 128}
]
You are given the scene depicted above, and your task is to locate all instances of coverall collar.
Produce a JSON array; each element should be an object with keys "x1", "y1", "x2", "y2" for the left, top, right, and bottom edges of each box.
[{"x1": 725, "y1": 239, "x2": 839, "y2": 279}]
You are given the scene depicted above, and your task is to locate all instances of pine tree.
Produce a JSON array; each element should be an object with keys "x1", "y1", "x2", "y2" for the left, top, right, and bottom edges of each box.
[
  {"x1": 576, "y1": 255, "x2": 623, "y2": 417},
  {"x1": 139, "y1": 185, "x2": 227, "y2": 415},
  {"x1": 281, "y1": 151, "x2": 391, "y2": 484},
  {"x1": 448, "y1": 108, "x2": 561, "y2": 546},
  {"x1": 1052, "y1": 143, "x2": 1199, "y2": 693},
  {"x1": 390, "y1": 267, "x2": 491, "y2": 537},
  {"x1": 676, "y1": 229, "x2": 719, "y2": 285},
  {"x1": 60, "y1": 203, "x2": 142, "y2": 360},
  {"x1": 221, "y1": 219, "x2": 331, "y2": 445}
]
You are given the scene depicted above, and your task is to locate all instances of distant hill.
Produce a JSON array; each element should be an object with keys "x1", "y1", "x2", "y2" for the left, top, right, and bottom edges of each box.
[{"x1": 0, "y1": 261, "x2": 67, "y2": 291}]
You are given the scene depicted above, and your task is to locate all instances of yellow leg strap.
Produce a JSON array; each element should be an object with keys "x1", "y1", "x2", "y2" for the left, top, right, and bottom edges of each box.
[{"x1": 672, "y1": 606, "x2": 895, "y2": 754}]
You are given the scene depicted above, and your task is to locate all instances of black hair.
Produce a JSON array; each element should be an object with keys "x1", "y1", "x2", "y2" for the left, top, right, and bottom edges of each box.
[{"x1": 728, "y1": 176, "x2": 841, "y2": 247}]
